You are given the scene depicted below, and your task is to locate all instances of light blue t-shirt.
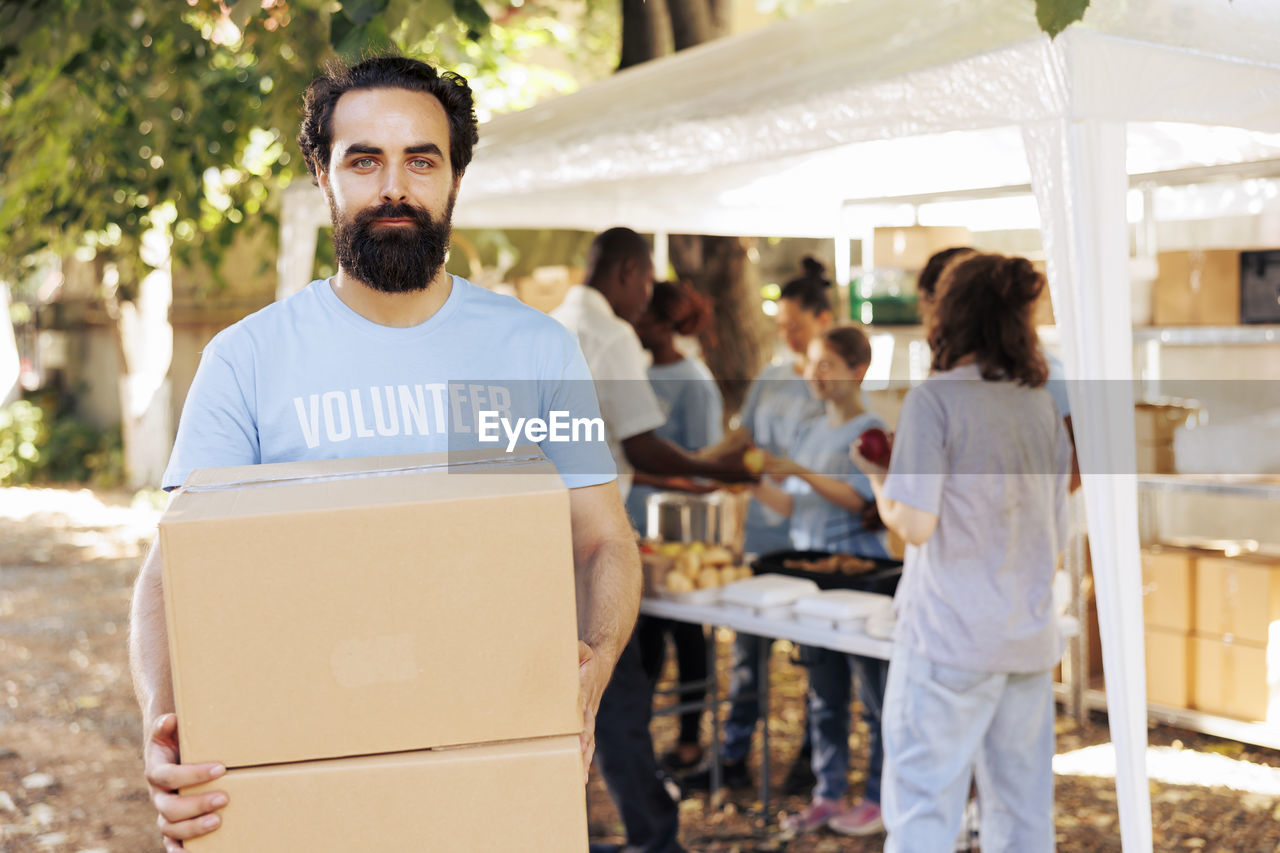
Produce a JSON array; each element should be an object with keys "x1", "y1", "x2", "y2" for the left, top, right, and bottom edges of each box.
[
  {"x1": 784, "y1": 410, "x2": 889, "y2": 559},
  {"x1": 163, "y1": 276, "x2": 617, "y2": 491},
  {"x1": 739, "y1": 360, "x2": 824, "y2": 555},
  {"x1": 882, "y1": 364, "x2": 1072, "y2": 673},
  {"x1": 1045, "y1": 349, "x2": 1070, "y2": 418},
  {"x1": 625, "y1": 358, "x2": 724, "y2": 532}
]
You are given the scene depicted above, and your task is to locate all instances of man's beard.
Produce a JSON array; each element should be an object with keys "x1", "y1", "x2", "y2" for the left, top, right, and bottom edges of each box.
[{"x1": 329, "y1": 194, "x2": 455, "y2": 294}]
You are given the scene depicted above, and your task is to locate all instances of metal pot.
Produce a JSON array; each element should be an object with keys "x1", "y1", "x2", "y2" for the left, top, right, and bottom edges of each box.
[{"x1": 645, "y1": 489, "x2": 748, "y2": 554}]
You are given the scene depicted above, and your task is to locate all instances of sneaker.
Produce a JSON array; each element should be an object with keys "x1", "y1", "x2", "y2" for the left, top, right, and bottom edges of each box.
[
  {"x1": 679, "y1": 757, "x2": 752, "y2": 791},
  {"x1": 829, "y1": 800, "x2": 885, "y2": 837},
  {"x1": 780, "y1": 797, "x2": 845, "y2": 834}
]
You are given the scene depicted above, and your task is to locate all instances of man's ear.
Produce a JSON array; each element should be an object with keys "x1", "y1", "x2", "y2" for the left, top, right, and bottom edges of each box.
[{"x1": 316, "y1": 168, "x2": 330, "y2": 193}]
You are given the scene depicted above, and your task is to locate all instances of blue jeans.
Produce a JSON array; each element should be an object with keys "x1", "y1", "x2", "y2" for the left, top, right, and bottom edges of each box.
[
  {"x1": 803, "y1": 647, "x2": 887, "y2": 803},
  {"x1": 721, "y1": 632, "x2": 768, "y2": 762},
  {"x1": 882, "y1": 643, "x2": 1055, "y2": 853}
]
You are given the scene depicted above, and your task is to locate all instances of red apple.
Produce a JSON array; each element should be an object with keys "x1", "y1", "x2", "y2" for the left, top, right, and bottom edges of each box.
[{"x1": 856, "y1": 427, "x2": 892, "y2": 468}]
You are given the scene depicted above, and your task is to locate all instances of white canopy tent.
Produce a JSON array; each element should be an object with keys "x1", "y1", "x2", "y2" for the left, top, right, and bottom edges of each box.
[{"x1": 278, "y1": 2, "x2": 1280, "y2": 848}]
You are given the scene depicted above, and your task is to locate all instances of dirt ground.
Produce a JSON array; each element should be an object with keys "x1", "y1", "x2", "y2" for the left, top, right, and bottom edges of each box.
[{"x1": 2, "y1": 486, "x2": 1280, "y2": 852}]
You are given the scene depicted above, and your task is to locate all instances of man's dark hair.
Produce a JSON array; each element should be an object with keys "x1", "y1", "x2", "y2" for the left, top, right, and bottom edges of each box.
[
  {"x1": 298, "y1": 55, "x2": 479, "y2": 183},
  {"x1": 585, "y1": 227, "x2": 651, "y2": 287},
  {"x1": 779, "y1": 256, "x2": 832, "y2": 315},
  {"x1": 917, "y1": 246, "x2": 975, "y2": 299}
]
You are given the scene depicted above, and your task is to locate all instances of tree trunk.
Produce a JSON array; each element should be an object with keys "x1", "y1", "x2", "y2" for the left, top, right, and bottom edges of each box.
[
  {"x1": 618, "y1": 0, "x2": 669, "y2": 70},
  {"x1": 667, "y1": 0, "x2": 714, "y2": 50},
  {"x1": 618, "y1": 0, "x2": 768, "y2": 417},
  {"x1": 669, "y1": 234, "x2": 769, "y2": 415}
]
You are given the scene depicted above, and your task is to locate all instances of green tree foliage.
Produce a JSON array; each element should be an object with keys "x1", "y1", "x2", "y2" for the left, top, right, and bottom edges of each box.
[
  {"x1": 0, "y1": 0, "x2": 615, "y2": 297},
  {"x1": 1035, "y1": 0, "x2": 1091, "y2": 38}
]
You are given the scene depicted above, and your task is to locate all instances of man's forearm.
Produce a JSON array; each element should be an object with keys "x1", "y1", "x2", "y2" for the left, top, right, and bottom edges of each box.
[
  {"x1": 576, "y1": 538, "x2": 641, "y2": 673},
  {"x1": 130, "y1": 542, "x2": 176, "y2": 728}
]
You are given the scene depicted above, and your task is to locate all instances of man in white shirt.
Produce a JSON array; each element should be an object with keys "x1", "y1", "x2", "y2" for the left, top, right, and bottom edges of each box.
[{"x1": 553, "y1": 227, "x2": 752, "y2": 853}]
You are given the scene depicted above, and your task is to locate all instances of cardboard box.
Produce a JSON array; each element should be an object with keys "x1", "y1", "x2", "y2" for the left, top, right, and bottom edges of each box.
[
  {"x1": 185, "y1": 735, "x2": 588, "y2": 853},
  {"x1": 1195, "y1": 554, "x2": 1280, "y2": 647},
  {"x1": 1151, "y1": 249, "x2": 1241, "y2": 326},
  {"x1": 161, "y1": 448, "x2": 582, "y2": 768},
  {"x1": 1136, "y1": 441, "x2": 1176, "y2": 474},
  {"x1": 870, "y1": 225, "x2": 972, "y2": 271},
  {"x1": 1192, "y1": 636, "x2": 1276, "y2": 722},
  {"x1": 1145, "y1": 628, "x2": 1192, "y2": 709},
  {"x1": 1141, "y1": 548, "x2": 1196, "y2": 632},
  {"x1": 1134, "y1": 400, "x2": 1201, "y2": 444}
]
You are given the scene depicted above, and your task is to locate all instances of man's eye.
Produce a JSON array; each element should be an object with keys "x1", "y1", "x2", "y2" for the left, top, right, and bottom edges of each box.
[
  {"x1": 353, "y1": 157, "x2": 376, "y2": 168},
  {"x1": 410, "y1": 158, "x2": 431, "y2": 169}
]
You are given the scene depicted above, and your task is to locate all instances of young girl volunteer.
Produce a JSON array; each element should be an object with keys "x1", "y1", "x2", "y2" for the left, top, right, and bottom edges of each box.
[
  {"x1": 754, "y1": 325, "x2": 890, "y2": 837},
  {"x1": 854, "y1": 252, "x2": 1072, "y2": 852}
]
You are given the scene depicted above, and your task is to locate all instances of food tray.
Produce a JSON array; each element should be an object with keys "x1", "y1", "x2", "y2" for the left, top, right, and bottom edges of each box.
[
  {"x1": 751, "y1": 550, "x2": 903, "y2": 594},
  {"x1": 717, "y1": 574, "x2": 820, "y2": 609}
]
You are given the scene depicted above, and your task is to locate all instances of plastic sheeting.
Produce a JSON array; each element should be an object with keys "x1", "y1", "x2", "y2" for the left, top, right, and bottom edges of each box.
[{"x1": 1024, "y1": 115, "x2": 1152, "y2": 851}]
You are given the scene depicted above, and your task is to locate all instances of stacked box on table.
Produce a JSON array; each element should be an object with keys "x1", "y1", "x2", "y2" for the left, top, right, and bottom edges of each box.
[
  {"x1": 1141, "y1": 547, "x2": 1197, "y2": 709},
  {"x1": 159, "y1": 447, "x2": 587, "y2": 851}
]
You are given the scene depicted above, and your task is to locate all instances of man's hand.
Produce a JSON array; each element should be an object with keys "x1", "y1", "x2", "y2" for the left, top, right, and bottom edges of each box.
[
  {"x1": 577, "y1": 641, "x2": 609, "y2": 784},
  {"x1": 144, "y1": 714, "x2": 228, "y2": 851}
]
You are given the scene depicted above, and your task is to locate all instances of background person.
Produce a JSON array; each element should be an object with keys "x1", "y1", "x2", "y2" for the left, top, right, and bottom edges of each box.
[
  {"x1": 552, "y1": 226, "x2": 753, "y2": 853},
  {"x1": 627, "y1": 280, "x2": 724, "y2": 772},
  {"x1": 855, "y1": 252, "x2": 1072, "y2": 852},
  {"x1": 752, "y1": 326, "x2": 890, "y2": 837},
  {"x1": 684, "y1": 261, "x2": 829, "y2": 793}
]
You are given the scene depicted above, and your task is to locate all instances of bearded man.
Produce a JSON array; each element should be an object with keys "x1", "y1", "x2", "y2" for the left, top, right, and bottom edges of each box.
[{"x1": 129, "y1": 55, "x2": 639, "y2": 851}]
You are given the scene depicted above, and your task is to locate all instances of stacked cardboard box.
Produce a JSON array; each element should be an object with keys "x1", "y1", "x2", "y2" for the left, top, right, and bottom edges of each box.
[
  {"x1": 1141, "y1": 547, "x2": 1196, "y2": 708},
  {"x1": 160, "y1": 447, "x2": 588, "y2": 851},
  {"x1": 1151, "y1": 249, "x2": 1241, "y2": 326},
  {"x1": 1193, "y1": 554, "x2": 1280, "y2": 722},
  {"x1": 1134, "y1": 400, "x2": 1201, "y2": 474}
]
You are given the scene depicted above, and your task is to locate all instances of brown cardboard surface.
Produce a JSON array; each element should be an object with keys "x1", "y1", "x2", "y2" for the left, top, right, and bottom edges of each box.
[
  {"x1": 1151, "y1": 250, "x2": 1241, "y2": 326},
  {"x1": 1136, "y1": 441, "x2": 1176, "y2": 475},
  {"x1": 1133, "y1": 400, "x2": 1201, "y2": 444},
  {"x1": 871, "y1": 225, "x2": 972, "y2": 271},
  {"x1": 1192, "y1": 636, "x2": 1275, "y2": 722},
  {"x1": 1195, "y1": 554, "x2": 1280, "y2": 647},
  {"x1": 184, "y1": 735, "x2": 588, "y2": 853},
  {"x1": 1145, "y1": 628, "x2": 1192, "y2": 709},
  {"x1": 161, "y1": 447, "x2": 582, "y2": 768},
  {"x1": 1141, "y1": 548, "x2": 1196, "y2": 632}
]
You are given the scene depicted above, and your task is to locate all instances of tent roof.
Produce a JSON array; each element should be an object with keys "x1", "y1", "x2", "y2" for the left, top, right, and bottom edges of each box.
[{"x1": 452, "y1": 0, "x2": 1280, "y2": 235}]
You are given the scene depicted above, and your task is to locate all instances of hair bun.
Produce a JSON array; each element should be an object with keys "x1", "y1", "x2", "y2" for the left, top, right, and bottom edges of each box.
[
  {"x1": 801, "y1": 256, "x2": 826, "y2": 278},
  {"x1": 1000, "y1": 256, "x2": 1043, "y2": 307}
]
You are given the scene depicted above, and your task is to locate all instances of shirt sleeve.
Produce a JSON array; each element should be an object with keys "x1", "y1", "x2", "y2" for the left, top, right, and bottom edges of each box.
[
  {"x1": 881, "y1": 386, "x2": 947, "y2": 514},
  {"x1": 162, "y1": 334, "x2": 260, "y2": 490},
  {"x1": 539, "y1": 332, "x2": 618, "y2": 491}
]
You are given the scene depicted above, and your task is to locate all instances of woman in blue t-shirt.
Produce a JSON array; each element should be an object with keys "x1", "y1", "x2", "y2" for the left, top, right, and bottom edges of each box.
[
  {"x1": 753, "y1": 325, "x2": 890, "y2": 837},
  {"x1": 626, "y1": 280, "x2": 724, "y2": 771}
]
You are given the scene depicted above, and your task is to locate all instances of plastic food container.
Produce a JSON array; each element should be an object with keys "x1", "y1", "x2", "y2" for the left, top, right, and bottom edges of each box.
[{"x1": 792, "y1": 590, "x2": 892, "y2": 632}]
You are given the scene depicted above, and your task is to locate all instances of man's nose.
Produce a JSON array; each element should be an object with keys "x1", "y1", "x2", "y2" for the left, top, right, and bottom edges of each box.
[{"x1": 380, "y1": 168, "x2": 408, "y2": 203}]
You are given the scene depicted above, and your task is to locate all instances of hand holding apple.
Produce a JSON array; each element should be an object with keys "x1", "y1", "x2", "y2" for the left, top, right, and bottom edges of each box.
[{"x1": 852, "y1": 427, "x2": 893, "y2": 470}]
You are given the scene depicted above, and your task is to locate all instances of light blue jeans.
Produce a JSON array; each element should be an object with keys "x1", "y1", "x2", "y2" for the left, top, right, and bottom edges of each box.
[{"x1": 882, "y1": 643, "x2": 1055, "y2": 853}]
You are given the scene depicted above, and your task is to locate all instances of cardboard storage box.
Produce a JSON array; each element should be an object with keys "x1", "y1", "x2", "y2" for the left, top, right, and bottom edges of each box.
[
  {"x1": 1151, "y1": 249, "x2": 1241, "y2": 326},
  {"x1": 1133, "y1": 400, "x2": 1201, "y2": 444},
  {"x1": 1141, "y1": 547, "x2": 1196, "y2": 632},
  {"x1": 1195, "y1": 554, "x2": 1280, "y2": 647},
  {"x1": 1192, "y1": 636, "x2": 1277, "y2": 722},
  {"x1": 160, "y1": 448, "x2": 582, "y2": 768},
  {"x1": 185, "y1": 735, "x2": 588, "y2": 853},
  {"x1": 871, "y1": 225, "x2": 972, "y2": 271},
  {"x1": 1145, "y1": 628, "x2": 1193, "y2": 709}
]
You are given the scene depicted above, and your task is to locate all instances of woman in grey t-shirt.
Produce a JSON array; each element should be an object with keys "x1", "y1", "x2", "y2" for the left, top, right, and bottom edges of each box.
[{"x1": 853, "y1": 252, "x2": 1072, "y2": 853}]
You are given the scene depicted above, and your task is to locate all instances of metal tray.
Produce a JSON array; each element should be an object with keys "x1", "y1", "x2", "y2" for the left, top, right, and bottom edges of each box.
[{"x1": 750, "y1": 550, "x2": 903, "y2": 595}]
